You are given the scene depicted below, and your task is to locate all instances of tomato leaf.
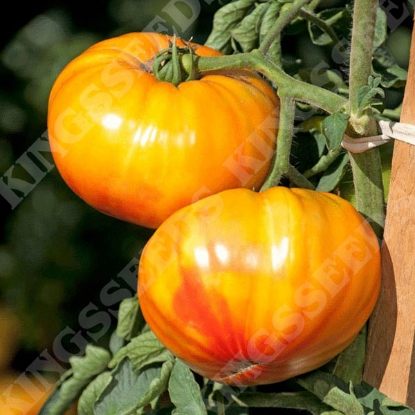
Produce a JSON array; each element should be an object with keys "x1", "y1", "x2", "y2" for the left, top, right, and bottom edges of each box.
[
  {"x1": 259, "y1": 1, "x2": 283, "y2": 64},
  {"x1": 93, "y1": 358, "x2": 172, "y2": 415},
  {"x1": 231, "y1": 2, "x2": 268, "y2": 52},
  {"x1": 297, "y1": 371, "x2": 415, "y2": 415},
  {"x1": 204, "y1": 0, "x2": 256, "y2": 54},
  {"x1": 38, "y1": 345, "x2": 111, "y2": 415},
  {"x1": 109, "y1": 329, "x2": 173, "y2": 371},
  {"x1": 373, "y1": 7, "x2": 387, "y2": 49},
  {"x1": 136, "y1": 358, "x2": 175, "y2": 408},
  {"x1": 316, "y1": 151, "x2": 349, "y2": 192},
  {"x1": 321, "y1": 112, "x2": 349, "y2": 151},
  {"x1": 78, "y1": 372, "x2": 113, "y2": 415},
  {"x1": 168, "y1": 358, "x2": 208, "y2": 415},
  {"x1": 332, "y1": 328, "x2": 367, "y2": 384},
  {"x1": 209, "y1": 389, "x2": 335, "y2": 415},
  {"x1": 116, "y1": 295, "x2": 144, "y2": 341},
  {"x1": 374, "y1": 62, "x2": 408, "y2": 89}
]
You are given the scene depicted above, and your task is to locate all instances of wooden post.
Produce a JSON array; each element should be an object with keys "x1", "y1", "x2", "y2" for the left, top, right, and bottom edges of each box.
[{"x1": 363, "y1": 19, "x2": 415, "y2": 406}]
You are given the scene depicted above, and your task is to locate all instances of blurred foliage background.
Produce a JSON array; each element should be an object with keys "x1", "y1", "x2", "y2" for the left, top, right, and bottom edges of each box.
[{"x1": 0, "y1": 0, "x2": 413, "y2": 387}]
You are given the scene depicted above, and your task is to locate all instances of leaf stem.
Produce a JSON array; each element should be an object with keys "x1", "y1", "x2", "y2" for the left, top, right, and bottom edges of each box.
[
  {"x1": 258, "y1": 0, "x2": 313, "y2": 55},
  {"x1": 181, "y1": 51, "x2": 348, "y2": 114},
  {"x1": 298, "y1": 8, "x2": 340, "y2": 45},
  {"x1": 304, "y1": 147, "x2": 344, "y2": 179},
  {"x1": 286, "y1": 165, "x2": 316, "y2": 189}
]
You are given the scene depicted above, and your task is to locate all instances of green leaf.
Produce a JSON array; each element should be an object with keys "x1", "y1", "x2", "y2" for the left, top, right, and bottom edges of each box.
[
  {"x1": 209, "y1": 390, "x2": 337, "y2": 415},
  {"x1": 204, "y1": 0, "x2": 256, "y2": 54},
  {"x1": 298, "y1": 371, "x2": 415, "y2": 415},
  {"x1": 116, "y1": 295, "x2": 144, "y2": 341},
  {"x1": 169, "y1": 358, "x2": 208, "y2": 415},
  {"x1": 357, "y1": 76, "x2": 385, "y2": 111},
  {"x1": 94, "y1": 358, "x2": 170, "y2": 415},
  {"x1": 109, "y1": 329, "x2": 173, "y2": 371},
  {"x1": 231, "y1": 2, "x2": 268, "y2": 52},
  {"x1": 259, "y1": 1, "x2": 283, "y2": 64},
  {"x1": 324, "y1": 384, "x2": 364, "y2": 415},
  {"x1": 376, "y1": 64, "x2": 408, "y2": 89},
  {"x1": 70, "y1": 345, "x2": 112, "y2": 379},
  {"x1": 373, "y1": 45, "x2": 398, "y2": 69},
  {"x1": 308, "y1": 7, "x2": 352, "y2": 46},
  {"x1": 373, "y1": 7, "x2": 387, "y2": 49},
  {"x1": 355, "y1": 382, "x2": 415, "y2": 414},
  {"x1": 316, "y1": 151, "x2": 350, "y2": 192},
  {"x1": 332, "y1": 327, "x2": 367, "y2": 384},
  {"x1": 136, "y1": 358, "x2": 175, "y2": 408},
  {"x1": 78, "y1": 372, "x2": 113, "y2": 415},
  {"x1": 322, "y1": 112, "x2": 349, "y2": 151},
  {"x1": 39, "y1": 345, "x2": 111, "y2": 415},
  {"x1": 109, "y1": 330, "x2": 125, "y2": 355},
  {"x1": 297, "y1": 372, "x2": 363, "y2": 415}
]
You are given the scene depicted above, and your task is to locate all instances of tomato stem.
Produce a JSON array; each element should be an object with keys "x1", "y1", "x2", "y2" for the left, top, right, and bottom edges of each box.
[
  {"x1": 181, "y1": 51, "x2": 348, "y2": 114},
  {"x1": 260, "y1": 96, "x2": 314, "y2": 190},
  {"x1": 347, "y1": 0, "x2": 385, "y2": 237},
  {"x1": 153, "y1": 36, "x2": 198, "y2": 86},
  {"x1": 304, "y1": 147, "x2": 344, "y2": 179}
]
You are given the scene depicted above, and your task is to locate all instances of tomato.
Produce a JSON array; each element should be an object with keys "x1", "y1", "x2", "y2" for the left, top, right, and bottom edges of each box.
[
  {"x1": 138, "y1": 187, "x2": 381, "y2": 386},
  {"x1": 47, "y1": 32, "x2": 279, "y2": 229},
  {"x1": 0, "y1": 371, "x2": 77, "y2": 414}
]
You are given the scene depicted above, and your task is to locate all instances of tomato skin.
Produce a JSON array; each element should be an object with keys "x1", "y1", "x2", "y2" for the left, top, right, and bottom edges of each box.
[
  {"x1": 47, "y1": 32, "x2": 279, "y2": 229},
  {"x1": 138, "y1": 187, "x2": 381, "y2": 386}
]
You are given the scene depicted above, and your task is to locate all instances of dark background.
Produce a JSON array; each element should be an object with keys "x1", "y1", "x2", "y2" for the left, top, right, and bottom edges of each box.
[{"x1": 0, "y1": 1, "x2": 413, "y2": 413}]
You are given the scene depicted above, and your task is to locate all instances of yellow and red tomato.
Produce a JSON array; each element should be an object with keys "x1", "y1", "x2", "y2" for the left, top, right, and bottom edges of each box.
[
  {"x1": 138, "y1": 187, "x2": 381, "y2": 385},
  {"x1": 47, "y1": 32, "x2": 279, "y2": 229}
]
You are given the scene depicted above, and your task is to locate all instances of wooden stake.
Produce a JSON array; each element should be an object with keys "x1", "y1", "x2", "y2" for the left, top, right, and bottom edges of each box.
[{"x1": 363, "y1": 19, "x2": 415, "y2": 406}]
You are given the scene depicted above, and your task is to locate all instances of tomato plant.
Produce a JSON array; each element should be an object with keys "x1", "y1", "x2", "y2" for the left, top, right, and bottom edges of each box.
[
  {"x1": 47, "y1": 32, "x2": 279, "y2": 229},
  {"x1": 34, "y1": 0, "x2": 415, "y2": 414},
  {"x1": 137, "y1": 186, "x2": 381, "y2": 386}
]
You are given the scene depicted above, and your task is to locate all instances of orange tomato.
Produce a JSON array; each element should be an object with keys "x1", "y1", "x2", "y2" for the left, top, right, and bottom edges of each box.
[
  {"x1": 0, "y1": 371, "x2": 77, "y2": 414},
  {"x1": 138, "y1": 187, "x2": 381, "y2": 385},
  {"x1": 47, "y1": 32, "x2": 279, "y2": 229}
]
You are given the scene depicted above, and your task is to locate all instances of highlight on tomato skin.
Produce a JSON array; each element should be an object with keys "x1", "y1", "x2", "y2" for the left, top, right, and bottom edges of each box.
[
  {"x1": 137, "y1": 186, "x2": 381, "y2": 386},
  {"x1": 47, "y1": 32, "x2": 280, "y2": 229}
]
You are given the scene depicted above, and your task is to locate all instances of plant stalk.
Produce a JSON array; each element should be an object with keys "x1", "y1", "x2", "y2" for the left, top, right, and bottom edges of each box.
[
  {"x1": 347, "y1": 0, "x2": 385, "y2": 236},
  {"x1": 181, "y1": 52, "x2": 348, "y2": 114},
  {"x1": 260, "y1": 96, "x2": 296, "y2": 190}
]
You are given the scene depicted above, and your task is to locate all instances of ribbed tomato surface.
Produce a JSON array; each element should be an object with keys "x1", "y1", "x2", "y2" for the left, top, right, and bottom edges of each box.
[
  {"x1": 138, "y1": 187, "x2": 381, "y2": 385},
  {"x1": 47, "y1": 32, "x2": 279, "y2": 228}
]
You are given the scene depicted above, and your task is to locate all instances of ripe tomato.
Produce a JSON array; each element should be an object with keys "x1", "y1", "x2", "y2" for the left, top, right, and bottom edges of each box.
[
  {"x1": 138, "y1": 187, "x2": 381, "y2": 386},
  {"x1": 47, "y1": 32, "x2": 279, "y2": 229},
  {"x1": 0, "y1": 371, "x2": 77, "y2": 415}
]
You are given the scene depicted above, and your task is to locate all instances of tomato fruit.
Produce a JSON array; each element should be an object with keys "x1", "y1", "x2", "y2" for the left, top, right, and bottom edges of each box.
[
  {"x1": 47, "y1": 32, "x2": 279, "y2": 229},
  {"x1": 0, "y1": 371, "x2": 77, "y2": 415},
  {"x1": 138, "y1": 187, "x2": 381, "y2": 386}
]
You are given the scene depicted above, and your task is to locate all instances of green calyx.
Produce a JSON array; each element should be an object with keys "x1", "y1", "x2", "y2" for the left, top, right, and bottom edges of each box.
[{"x1": 152, "y1": 35, "x2": 198, "y2": 86}]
